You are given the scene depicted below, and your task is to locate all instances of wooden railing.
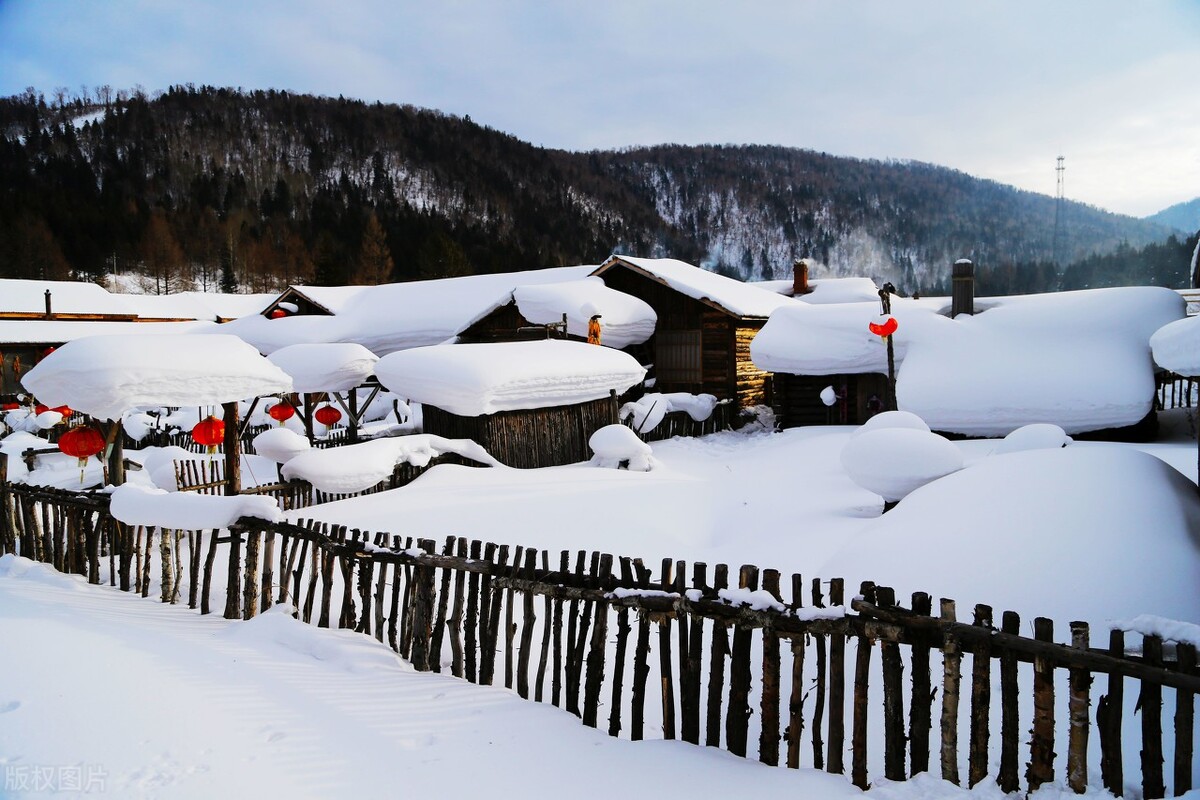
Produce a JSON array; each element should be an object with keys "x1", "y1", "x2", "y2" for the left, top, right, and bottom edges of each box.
[{"x1": 0, "y1": 479, "x2": 1196, "y2": 798}]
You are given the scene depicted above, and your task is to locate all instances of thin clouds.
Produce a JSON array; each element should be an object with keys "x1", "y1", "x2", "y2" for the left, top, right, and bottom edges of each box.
[{"x1": 0, "y1": 0, "x2": 1197, "y2": 216}]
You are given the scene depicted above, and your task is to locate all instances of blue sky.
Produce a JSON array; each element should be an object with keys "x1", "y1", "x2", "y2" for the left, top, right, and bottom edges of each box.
[{"x1": 1, "y1": 0, "x2": 1197, "y2": 218}]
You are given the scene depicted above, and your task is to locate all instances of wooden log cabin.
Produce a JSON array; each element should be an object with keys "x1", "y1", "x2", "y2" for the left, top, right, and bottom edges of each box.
[{"x1": 590, "y1": 256, "x2": 794, "y2": 408}]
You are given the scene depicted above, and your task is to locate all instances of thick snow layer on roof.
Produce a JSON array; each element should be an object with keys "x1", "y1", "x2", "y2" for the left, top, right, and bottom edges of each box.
[
  {"x1": 21, "y1": 334, "x2": 293, "y2": 420},
  {"x1": 599, "y1": 256, "x2": 795, "y2": 318},
  {"x1": 110, "y1": 484, "x2": 283, "y2": 528},
  {"x1": 755, "y1": 287, "x2": 1184, "y2": 435},
  {"x1": 112, "y1": 292, "x2": 216, "y2": 320},
  {"x1": 898, "y1": 287, "x2": 1183, "y2": 436},
  {"x1": 751, "y1": 298, "x2": 942, "y2": 375},
  {"x1": 512, "y1": 277, "x2": 656, "y2": 349},
  {"x1": 0, "y1": 319, "x2": 216, "y2": 345},
  {"x1": 375, "y1": 339, "x2": 646, "y2": 416},
  {"x1": 281, "y1": 434, "x2": 499, "y2": 493},
  {"x1": 755, "y1": 277, "x2": 882, "y2": 304},
  {"x1": 1150, "y1": 314, "x2": 1200, "y2": 375},
  {"x1": 822, "y1": 445, "x2": 1200, "y2": 626},
  {"x1": 220, "y1": 267, "x2": 594, "y2": 355},
  {"x1": 266, "y1": 343, "x2": 377, "y2": 393},
  {"x1": 0, "y1": 278, "x2": 136, "y2": 316}
]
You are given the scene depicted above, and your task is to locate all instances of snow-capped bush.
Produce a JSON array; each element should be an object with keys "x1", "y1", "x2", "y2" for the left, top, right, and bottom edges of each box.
[
  {"x1": 993, "y1": 423, "x2": 1072, "y2": 455},
  {"x1": 849, "y1": 410, "x2": 930, "y2": 439},
  {"x1": 253, "y1": 427, "x2": 312, "y2": 465}
]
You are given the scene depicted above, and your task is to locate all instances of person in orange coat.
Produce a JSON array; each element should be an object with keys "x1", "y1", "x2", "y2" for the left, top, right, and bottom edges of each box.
[{"x1": 587, "y1": 313, "x2": 602, "y2": 345}]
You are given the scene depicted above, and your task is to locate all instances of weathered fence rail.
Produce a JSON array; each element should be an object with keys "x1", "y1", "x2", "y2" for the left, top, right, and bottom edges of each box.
[{"x1": 0, "y1": 478, "x2": 1196, "y2": 798}]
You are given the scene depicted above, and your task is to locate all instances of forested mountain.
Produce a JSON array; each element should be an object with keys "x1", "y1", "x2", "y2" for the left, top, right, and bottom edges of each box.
[
  {"x1": 0, "y1": 85, "x2": 1183, "y2": 295},
  {"x1": 1145, "y1": 197, "x2": 1200, "y2": 234}
]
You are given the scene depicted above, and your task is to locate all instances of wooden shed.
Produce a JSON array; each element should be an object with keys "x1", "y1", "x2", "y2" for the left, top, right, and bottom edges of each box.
[
  {"x1": 374, "y1": 339, "x2": 647, "y2": 469},
  {"x1": 590, "y1": 256, "x2": 793, "y2": 408}
]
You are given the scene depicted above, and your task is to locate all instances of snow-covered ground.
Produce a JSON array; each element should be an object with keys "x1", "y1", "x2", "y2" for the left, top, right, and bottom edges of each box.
[{"x1": 4, "y1": 407, "x2": 1199, "y2": 798}]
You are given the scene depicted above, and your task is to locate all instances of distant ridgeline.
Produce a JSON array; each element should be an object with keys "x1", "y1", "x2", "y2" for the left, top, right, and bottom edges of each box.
[{"x1": 0, "y1": 85, "x2": 1190, "y2": 294}]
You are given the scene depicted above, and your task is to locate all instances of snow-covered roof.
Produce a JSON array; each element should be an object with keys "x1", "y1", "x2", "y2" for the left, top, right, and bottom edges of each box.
[
  {"x1": 754, "y1": 277, "x2": 882, "y2": 304},
  {"x1": 0, "y1": 278, "x2": 138, "y2": 317},
  {"x1": 375, "y1": 339, "x2": 647, "y2": 416},
  {"x1": 220, "y1": 266, "x2": 595, "y2": 355},
  {"x1": 21, "y1": 333, "x2": 293, "y2": 420},
  {"x1": 593, "y1": 256, "x2": 796, "y2": 318},
  {"x1": 112, "y1": 292, "x2": 219, "y2": 320},
  {"x1": 266, "y1": 343, "x2": 378, "y2": 393},
  {"x1": 0, "y1": 319, "x2": 217, "y2": 345},
  {"x1": 511, "y1": 277, "x2": 656, "y2": 349},
  {"x1": 754, "y1": 286, "x2": 1185, "y2": 436}
]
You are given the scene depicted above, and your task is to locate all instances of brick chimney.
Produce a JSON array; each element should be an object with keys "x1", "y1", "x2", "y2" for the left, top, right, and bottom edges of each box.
[
  {"x1": 951, "y1": 259, "x2": 974, "y2": 317},
  {"x1": 792, "y1": 258, "x2": 812, "y2": 296}
]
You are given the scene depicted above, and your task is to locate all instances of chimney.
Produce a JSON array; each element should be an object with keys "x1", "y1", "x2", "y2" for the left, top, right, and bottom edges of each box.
[
  {"x1": 44, "y1": 289, "x2": 52, "y2": 318},
  {"x1": 792, "y1": 258, "x2": 812, "y2": 296},
  {"x1": 951, "y1": 259, "x2": 974, "y2": 317}
]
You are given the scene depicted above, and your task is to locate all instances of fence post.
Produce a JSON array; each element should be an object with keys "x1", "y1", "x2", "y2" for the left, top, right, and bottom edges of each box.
[
  {"x1": 1142, "y1": 634, "x2": 1165, "y2": 799},
  {"x1": 851, "y1": 581, "x2": 876, "y2": 790},
  {"x1": 879, "y1": 586, "x2": 906, "y2": 782},
  {"x1": 1027, "y1": 617, "x2": 1056, "y2": 791},
  {"x1": 997, "y1": 610, "x2": 1021, "y2": 793},
  {"x1": 1176, "y1": 643, "x2": 1196, "y2": 796},
  {"x1": 1098, "y1": 628, "x2": 1125, "y2": 797},
  {"x1": 1067, "y1": 621, "x2": 1091, "y2": 793},
  {"x1": 909, "y1": 592, "x2": 933, "y2": 777},
  {"x1": 940, "y1": 599, "x2": 961, "y2": 785},
  {"x1": 968, "y1": 604, "x2": 993, "y2": 787}
]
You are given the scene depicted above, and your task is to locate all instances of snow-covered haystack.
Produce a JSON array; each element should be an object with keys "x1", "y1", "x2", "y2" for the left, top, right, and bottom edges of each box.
[
  {"x1": 993, "y1": 423, "x2": 1072, "y2": 455},
  {"x1": 21, "y1": 334, "x2": 293, "y2": 421},
  {"x1": 840, "y1": 427, "x2": 963, "y2": 504},
  {"x1": 898, "y1": 287, "x2": 1183, "y2": 436},
  {"x1": 1150, "y1": 314, "x2": 1200, "y2": 377},
  {"x1": 619, "y1": 392, "x2": 718, "y2": 434},
  {"x1": 281, "y1": 435, "x2": 500, "y2": 494},
  {"x1": 821, "y1": 446, "x2": 1200, "y2": 626},
  {"x1": 512, "y1": 277, "x2": 656, "y2": 350},
  {"x1": 109, "y1": 484, "x2": 283, "y2": 529},
  {"x1": 375, "y1": 340, "x2": 646, "y2": 417},
  {"x1": 266, "y1": 342, "x2": 378, "y2": 393},
  {"x1": 589, "y1": 424, "x2": 657, "y2": 472},
  {"x1": 253, "y1": 428, "x2": 312, "y2": 465}
]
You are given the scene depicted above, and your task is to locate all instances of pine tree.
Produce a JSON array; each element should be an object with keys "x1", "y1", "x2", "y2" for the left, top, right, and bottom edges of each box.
[
  {"x1": 219, "y1": 237, "x2": 238, "y2": 293},
  {"x1": 352, "y1": 213, "x2": 394, "y2": 284}
]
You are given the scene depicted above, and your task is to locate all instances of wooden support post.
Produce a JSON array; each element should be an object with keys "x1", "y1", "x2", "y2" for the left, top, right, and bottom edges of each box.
[
  {"x1": 1142, "y1": 634, "x2": 1165, "y2": 800},
  {"x1": 1098, "y1": 628, "x2": 1125, "y2": 797},
  {"x1": 879, "y1": 586, "x2": 906, "y2": 782},
  {"x1": 222, "y1": 401, "x2": 240, "y2": 495},
  {"x1": 726, "y1": 564, "x2": 758, "y2": 757},
  {"x1": 1067, "y1": 621, "x2": 1091, "y2": 794},
  {"x1": 909, "y1": 592, "x2": 933, "y2": 777},
  {"x1": 968, "y1": 604, "x2": 992, "y2": 788},
  {"x1": 940, "y1": 599, "x2": 961, "y2": 785},
  {"x1": 705, "y1": 563, "x2": 729, "y2": 748},
  {"x1": 997, "y1": 610, "x2": 1021, "y2": 793},
  {"x1": 1027, "y1": 617, "x2": 1056, "y2": 791},
  {"x1": 759, "y1": 569, "x2": 782, "y2": 766},
  {"x1": 242, "y1": 527, "x2": 260, "y2": 619},
  {"x1": 1175, "y1": 643, "x2": 1196, "y2": 796},
  {"x1": 224, "y1": 527, "x2": 242, "y2": 620}
]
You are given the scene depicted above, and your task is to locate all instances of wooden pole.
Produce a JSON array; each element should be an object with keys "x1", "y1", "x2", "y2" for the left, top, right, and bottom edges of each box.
[
  {"x1": 1067, "y1": 621, "x2": 1091, "y2": 793},
  {"x1": 940, "y1": 599, "x2": 962, "y2": 785},
  {"x1": 222, "y1": 401, "x2": 240, "y2": 495}
]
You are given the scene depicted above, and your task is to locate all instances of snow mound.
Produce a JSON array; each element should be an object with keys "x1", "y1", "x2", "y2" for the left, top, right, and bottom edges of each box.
[
  {"x1": 109, "y1": 484, "x2": 283, "y2": 529},
  {"x1": 375, "y1": 340, "x2": 646, "y2": 417},
  {"x1": 993, "y1": 423, "x2": 1072, "y2": 455},
  {"x1": 822, "y1": 446, "x2": 1200, "y2": 626},
  {"x1": 589, "y1": 424, "x2": 657, "y2": 471},
  {"x1": 253, "y1": 427, "x2": 312, "y2": 465},
  {"x1": 850, "y1": 410, "x2": 930, "y2": 438},
  {"x1": 266, "y1": 342, "x2": 377, "y2": 393},
  {"x1": 840, "y1": 428, "x2": 963, "y2": 503},
  {"x1": 281, "y1": 435, "x2": 499, "y2": 494},
  {"x1": 21, "y1": 334, "x2": 293, "y2": 421},
  {"x1": 0, "y1": 553, "x2": 87, "y2": 591}
]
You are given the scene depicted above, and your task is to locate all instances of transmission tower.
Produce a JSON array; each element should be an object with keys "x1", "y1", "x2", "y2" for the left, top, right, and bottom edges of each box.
[{"x1": 1051, "y1": 155, "x2": 1065, "y2": 270}]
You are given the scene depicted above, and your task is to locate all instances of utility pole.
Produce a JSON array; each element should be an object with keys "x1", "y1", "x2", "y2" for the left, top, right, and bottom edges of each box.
[{"x1": 1051, "y1": 156, "x2": 1065, "y2": 271}]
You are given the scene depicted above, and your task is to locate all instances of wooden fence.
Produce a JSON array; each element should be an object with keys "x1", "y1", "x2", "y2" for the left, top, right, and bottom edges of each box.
[
  {"x1": 1158, "y1": 372, "x2": 1198, "y2": 411},
  {"x1": 0, "y1": 481, "x2": 1196, "y2": 798},
  {"x1": 625, "y1": 402, "x2": 738, "y2": 442}
]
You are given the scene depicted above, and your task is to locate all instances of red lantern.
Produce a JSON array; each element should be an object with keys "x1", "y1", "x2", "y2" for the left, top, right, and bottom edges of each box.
[
  {"x1": 868, "y1": 317, "x2": 899, "y2": 338},
  {"x1": 191, "y1": 415, "x2": 225, "y2": 454},
  {"x1": 41, "y1": 346, "x2": 55, "y2": 358},
  {"x1": 34, "y1": 404, "x2": 48, "y2": 415},
  {"x1": 267, "y1": 402, "x2": 295, "y2": 424},
  {"x1": 52, "y1": 405, "x2": 72, "y2": 417},
  {"x1": 270, "y1": 308, "x2": 288, "y2": 319},
  {"x1": 314, "y1": 404, "x2": 342, "y2": 427},
  {"x1": 58, "y1": 425, "x2": 106, "y2": 482}
]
